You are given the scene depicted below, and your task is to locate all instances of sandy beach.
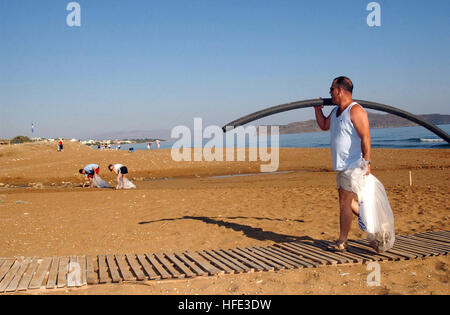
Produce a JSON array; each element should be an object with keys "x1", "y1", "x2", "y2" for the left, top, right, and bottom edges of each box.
[{"x1": 0, "y1": 141, "x2": 448, "y2": 295}]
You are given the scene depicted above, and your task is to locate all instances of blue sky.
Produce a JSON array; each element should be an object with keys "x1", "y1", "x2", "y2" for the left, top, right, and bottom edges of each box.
[{"x1": 0, "y1": 0, "x2": 449, "y2": 139}]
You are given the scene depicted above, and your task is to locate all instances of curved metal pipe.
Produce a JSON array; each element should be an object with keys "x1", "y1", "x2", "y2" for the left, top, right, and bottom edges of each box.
[{"x1": 222, "y1": 98, "x2": 450, "y2": 143}]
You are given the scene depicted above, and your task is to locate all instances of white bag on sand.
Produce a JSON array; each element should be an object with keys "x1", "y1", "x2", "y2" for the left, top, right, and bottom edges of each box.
[
  {"x1": 118, "y1": 178, "x2": 136, "y2": 189},
  {"x1": 348, "y1": 159, "x2": 395, "y2": 253},
  {"x1": 92, "y1": 174, "x2": 111, "y2": 188}
]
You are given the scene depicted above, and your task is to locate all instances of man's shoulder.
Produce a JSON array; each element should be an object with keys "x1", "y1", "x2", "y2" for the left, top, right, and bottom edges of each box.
[{"x1": 350, "y1": 103, "x2": 367, "y2": 116}]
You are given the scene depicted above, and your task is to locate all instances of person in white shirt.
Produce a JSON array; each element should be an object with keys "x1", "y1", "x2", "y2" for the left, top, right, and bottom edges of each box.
[
  {"x1": 314, "y1": 76, "x2": 371, "y2": 252},
  {"x1": 108, "y1": 163, "x2": 129, "y2": 190}
]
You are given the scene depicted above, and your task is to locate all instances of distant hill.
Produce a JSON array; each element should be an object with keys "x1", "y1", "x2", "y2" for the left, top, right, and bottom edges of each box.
[{"x1": 276, "y1": 113, "x2": 450, "y2": 135}]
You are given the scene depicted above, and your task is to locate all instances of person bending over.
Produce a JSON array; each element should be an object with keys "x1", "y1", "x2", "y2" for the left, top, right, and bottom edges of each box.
[
  {"x1": 79, "y1": 163, "x2": 100, "y2": 188},
  {"x1": 108, "y1": 164, "x2": 129, "y2": 190}
]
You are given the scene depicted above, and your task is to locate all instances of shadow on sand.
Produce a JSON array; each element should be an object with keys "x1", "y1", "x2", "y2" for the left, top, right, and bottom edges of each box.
[{"x1": 139, "y1": 216, "x2": 311, "y2": 243}]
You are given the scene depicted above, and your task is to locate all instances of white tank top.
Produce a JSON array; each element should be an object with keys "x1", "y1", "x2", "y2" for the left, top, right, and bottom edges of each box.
[
  {"x1": 330, "y1": 102, "x2": 363, "y2": 171},
  {"x1": 113, "y1": 164, "x2": 124, "y2": 172}
]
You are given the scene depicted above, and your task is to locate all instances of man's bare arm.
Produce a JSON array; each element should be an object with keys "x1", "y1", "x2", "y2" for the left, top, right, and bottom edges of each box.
[
  {"x1": 314, "y1": 106, "x2": 331, "y2": 131},
  {"x1": 351, "y1": 105, "x2": 371, "y2": 174}
]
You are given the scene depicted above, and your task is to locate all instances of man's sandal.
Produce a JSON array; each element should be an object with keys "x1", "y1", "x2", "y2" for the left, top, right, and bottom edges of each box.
[{"x1": 326, "y1": 240, "x2": 347, "y2": 252}]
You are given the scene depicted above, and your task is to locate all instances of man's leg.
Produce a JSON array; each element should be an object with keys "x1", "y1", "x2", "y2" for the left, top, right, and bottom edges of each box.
[
  {"x1": 351, "y1": 198, "x2": 359, "y2": 216},
  {"x1": 338, "y1": 189, "x2": 357, "y2": 242}
]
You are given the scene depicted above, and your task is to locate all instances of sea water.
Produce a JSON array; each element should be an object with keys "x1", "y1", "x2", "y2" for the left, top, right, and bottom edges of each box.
[{"x1": 106, "y1": 124, "x2": 450, "y2": 150}]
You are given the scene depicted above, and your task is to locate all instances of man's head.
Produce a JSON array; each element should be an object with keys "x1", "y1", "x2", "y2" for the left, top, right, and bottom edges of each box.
[
  {"x1": 79, "y1": 169, "x2": 85, "y2": 175},
  {"x1": 108, "y1": 164, "x2": 113, "y2": 172},
  {"x1": 330, "y1": 76, "x2": 353, "y2": 105}
]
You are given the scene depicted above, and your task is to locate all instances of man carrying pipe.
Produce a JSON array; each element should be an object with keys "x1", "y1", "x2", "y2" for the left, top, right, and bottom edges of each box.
[{"x1": 314, "y1": 76, "x2": 371, "y2": 251}]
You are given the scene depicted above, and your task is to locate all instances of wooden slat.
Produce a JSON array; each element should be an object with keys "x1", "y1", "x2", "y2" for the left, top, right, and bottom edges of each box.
[
  {"x1": 126, "y1": 254, "x2": 147, "y2": 281},
  {"x1": 293, "y1": 242, "x2": 354, "y2": 265},
  {"x1": 97, "y1": 255, "x2": 111, "y2": 284},
  {"x1": 17, "y1": 258, "x2": 39, "y2": 291},
  {"x1": 347, "y1": 241, "x2": 398, "y2": 261},
  {"x1": 382, "y1": 244, "x2": 419, "y2": 259},
  {"x1": 425, "y1": 231, "x2": 450, "y2": 240},
  {"x1": 198, "y1": 250, "x2": 235, "y2": 274},
  {"x1": 0, "y1": 260, "x2": 21, "y2": 292},
  {"x1": 391, "y1": 241, "x2": 433, "y2": 257},
  {"x1": 267, "y1": 245, "x2": 323, "y2": 267},
  {"x1": 238, "y1": 247, "x2": 285, "y2": 270},
  {"x1": 226, "y1": 249, "x2": 266, "y2": 272},
  {"x1": 214, "y1": 249, "x2": 252, "y2": 273},
  {"x1": 351, "y1": 240, "x2": 404, "y2": 261},
  {"x1": 175, "y1": 253, "x2": 209, "y2": 276},
  {"x1": 215, "y1": 249, "x2": 262, "y2": 272},
  {"x1": 68, "y1": 256, "x2": 85, "y2": 287},
  {"x1": 68, "y1": 256, "x2": 81, "y2": 287},
  {"x1": 317, "y1": 240, "x2": 372, "y2": 262},
  {"x1": 249, "y1": 247, "x2": 304, "y2": 268},
  {"x1": 272, "y1": 244, "x2": 328, "y2": 266},
  {"x1": 86, "y1": 255, "x2": 98, "y2": 285},
  {"x1": 399, "y1": 235, "x2": 450, "y2": 251},
  {"x1": 416, "y1": 232, "x2": 450, "y2": 244},
  {"x1": 200, "y1": 250, "x2": 243, "y2": 273},
  {"x1": 314, "y1": 240, "x2": 365, "y2": 264},
  {"x1": 136, "y1": 254, "x2": 160, "y2": 280},
  {"x1": 155, "y1": 253, "x2": 184, "y2": 278},
  {"x1": 232, "y1": 248, "x2": 274, "y2": 271},
  {"x1": 394, "y1": 239, "x2": 441, "y2": 256},
  {"x1": 343, "y1": 243, "x2": 380, "y2": 261},
  {"x1": 114, "y1": 255, "x2": 135, "y2": 281},
  {"x1": 397, "y1": 236, "x2": 449, "y2": 254},
  {"x1": 417, "y1": 233, "x2": 450, "y2": 244},
  {"x1": 184, "y1": 251, "x2": 223, "y2": 275},
  {"x1": 247, "y1": 247, "x2": 298, "y2": 269},
  {"x1": 417, "y1": 237, "x2": 450, "y2": 255},
  {"x1": 28, "y1": 257, "x2": 52, "y2": 290},
  {"x1": 431, "y1": 230, "x2": 450, "y2": 236},
  {"x1": 165, "y1": 253, "x2": 196, "y2": 278},
  {"x1": 5, "y1": 258, "x2": 31, "y2": 292},
  {"x1": 415, "y1": 236, "x2": 450, "y2": 251},
  {"x1": 354, "y1": 239, "x2": 416, "y2": 260},
  {"x1": 45, "y1": 257, "x2": 59, "y2": 289},
  {"x1": 106, "y1": 255, "x2": 122, "y2": 283},
  {"x1": 0, "y1": 259, "x2": 15, "y2": 283},
  {"x1": 77, "y1": 256, "x2": 87, "y2": 286},
  {"x1": 414, "y1": 236, "x2": 450, "y2": 251},
  {"x1": 57, "y1": 257, "x2": 69, "y2": 288},
  {"x1": 145, "y1": 253, "x2": 171, "y2": 279},
  {"x1": 288, "y1": 242, "x2": 339, "y2": 265}
]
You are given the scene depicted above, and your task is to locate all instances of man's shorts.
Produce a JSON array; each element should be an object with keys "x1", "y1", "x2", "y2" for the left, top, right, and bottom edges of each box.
[
  {"x1": 119, "y1": 166, "x2": 128, "y2": 175},
  {"x1": 336, "y1": 170, "x2": 354, "y2": 192},
  {"x1": 87, "y1": 167, "x2": 100, "y2": 179}
]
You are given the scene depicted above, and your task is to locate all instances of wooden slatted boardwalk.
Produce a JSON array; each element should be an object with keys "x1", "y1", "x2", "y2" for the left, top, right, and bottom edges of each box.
[{"x1": 0, "y1": 230, "x2": 448, "y2": 293}]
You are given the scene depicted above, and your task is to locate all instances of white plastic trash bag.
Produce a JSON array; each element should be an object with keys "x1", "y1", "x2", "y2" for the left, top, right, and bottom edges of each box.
[
  {"x1": 92, "y1": 174, "x2": 111, "y2": 188},
  {"x1": 118, "y1": 178, "x2": 136, "y2": 189},
  {"x1": 347, "y1": 159, "x2": 395, "y2": 253}
]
